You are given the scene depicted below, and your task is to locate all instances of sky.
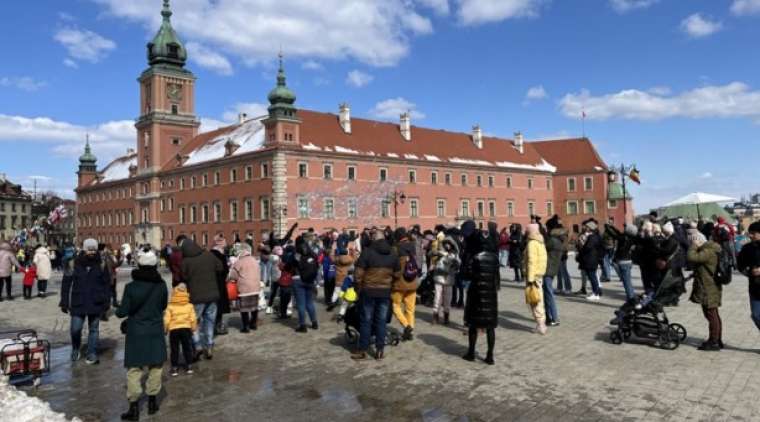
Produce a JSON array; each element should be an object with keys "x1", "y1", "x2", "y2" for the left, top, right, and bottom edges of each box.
[{"x1": 1, "y1": 0, "x2": 759, "y2": 212}]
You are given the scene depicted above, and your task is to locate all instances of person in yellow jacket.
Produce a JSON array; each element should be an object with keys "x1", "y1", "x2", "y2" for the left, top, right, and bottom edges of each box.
[
  {"x1": 164, "y1": 283, "x2": 198, "y2": 376},
  {"x1": 523, "y1": 224, "x2": 548, "y2": 335}
]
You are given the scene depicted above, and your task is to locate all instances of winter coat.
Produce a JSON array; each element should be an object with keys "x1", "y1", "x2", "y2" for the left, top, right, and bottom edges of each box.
[
  {"x1": 169, "y1": 248, "x2": 183, "y2": 286},
  {"x1": 498, "y1": 230, "x2": 510, "y2": 251},
  {"x1": 545, "y1": 229, "x2": 565, "y2": 278},
  {"x1": 433, "y1": 237, "x2": 460, "y2": 286},
  {"x1": 606, "y1": 225, "x2": 635, "y2": 263},
  {"x1": 393, "y1": 239, "x2": 420, "y2": 292},
  {"x1": 655, "y1": 235, "x2": 682, "y2": 272},
  {"x1": 524, "y1": 232, "x2": 548, "y2": 282},
  {"x1": 60, "y1": 253, "x2": 111, "y2": 316},
  {"x1": 0, "y1": 242, "x2": 20, "y2": 278},
  {"x1": 33, "y1": 247, "x2": 52, "y2": 280},
  {"x1": 738, "y1": 240, "x2": 760, "y2": 301},
  {"x1": 210, "y1": 249, "x2": 231, "y2": 314},
  {"x1": 355, "y1": 239, "x2": 400, "y2": 298},
  {"x1": 164, "y1": 285, "x2": 197, "y2": 332},
  {"x1": 688, "y1": 241, "x2": 722, "y2": 309},
  {"x1": 333, "y1": 253, "x2": 355, "y2": 286},
  {"x1": 23, "y1": 266, "x2": 37, "y2": 287},
  {"x1": 115, "y1": 267, "x2": 168, "y2": 368},
  {"x1": 180, "y1": 240, "x2": 222, "y2": 304},
  {"x1": 578, "y1": 231, "x2": 603, "y2": 272},
  {"x1": 508, "y1": 232, "x2": 524, "y2": 269},
  {"x1": 228, "y1": 252, "x2": 261, "y2": 297},
  {"x1": 464, "y1": 248, "x2": 499, "y2": 329}
]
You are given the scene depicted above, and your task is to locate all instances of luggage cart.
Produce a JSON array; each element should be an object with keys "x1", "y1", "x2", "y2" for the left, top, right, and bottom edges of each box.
[{"x1": 0, "y1": 329, "x2": 51, "y2": 387}]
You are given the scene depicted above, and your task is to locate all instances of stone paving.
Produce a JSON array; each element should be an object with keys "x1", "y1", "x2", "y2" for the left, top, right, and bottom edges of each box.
[{"x1": 1, "y1": 265, "x2": 760, "y2": 422}]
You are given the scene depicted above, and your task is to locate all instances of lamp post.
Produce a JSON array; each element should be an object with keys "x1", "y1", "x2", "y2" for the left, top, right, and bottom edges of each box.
[
  {"x1": 385, "y1": 190, "x2": 406, "y2": 228},
  {"x1": 608, "y1": 164, "x2": 636, "y2": 224}
]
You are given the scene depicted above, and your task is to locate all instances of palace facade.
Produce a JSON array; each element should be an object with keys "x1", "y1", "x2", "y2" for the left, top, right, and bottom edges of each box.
[{"x1": 75, "y1": 1, "x2": 633, "y2": 248}]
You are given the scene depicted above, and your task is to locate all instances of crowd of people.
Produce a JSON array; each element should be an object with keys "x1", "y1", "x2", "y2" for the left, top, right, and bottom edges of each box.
[{"x1": 1, "y1": 212, "x2": 759, "y2": 420}]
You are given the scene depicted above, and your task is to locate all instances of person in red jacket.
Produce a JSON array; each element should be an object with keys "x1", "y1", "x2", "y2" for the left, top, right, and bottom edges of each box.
[{"x1": 22, "y1": 265, "x2": 37, "y2": 299}]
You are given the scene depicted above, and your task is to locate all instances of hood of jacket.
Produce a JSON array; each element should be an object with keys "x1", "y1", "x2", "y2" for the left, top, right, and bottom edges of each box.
[
  {"x1": 35, "y1": 247, "x2": 50, "y2": 257},
  {"x1": 181, "y1": 239, "x2": 203, "y2": 258},
  {"x1": 442, "y1": 236, "x2": 460, "y2": 256},
  {"x1": 371, "y1": 239, "x2": 392, "y2": 255},
  {"x1": 700, "y1": 240, "x2": 722, "y2": 255},
  {"x1": 169, "y1": 285, "x2": 191, "y2": 305},
  {"x1": 131, "y1": 266, "x2": 165, "y2": 283}
]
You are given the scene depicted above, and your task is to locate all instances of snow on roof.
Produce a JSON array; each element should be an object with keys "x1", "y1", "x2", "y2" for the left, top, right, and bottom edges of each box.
[
  {"x1": 184, "y1": 118, "x2": 265, "y2": 166},
  {"x1": 594, "y1": 166, "x2": 604, "y2": 171},
  {"x1": 387, "y1": 153, "x2": 399, "y2": 158},
  {"x1": 303, "y1": 143, "x2": 322, "y2": 151},
  {"x1": 449, "y1": 157, "x2": 493, "y2": 166},
  {"x1": 495, "y1": 159, "x2": 557, "y2": 173},
  {"x1": 404, "y1": 153, "x2": 419, "y2": 160},
  {"x1": 424, "y1": 154, "x2": 441, "y2": 162},
  {"x1": 99, "y1": 153, "x2": 137, "y2": 183},
  {"x1": 335, "y1": 146, "x2": 359, "y2": 154}
]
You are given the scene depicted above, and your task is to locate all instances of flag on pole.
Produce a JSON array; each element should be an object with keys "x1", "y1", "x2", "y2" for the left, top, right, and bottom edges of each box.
[
  {"x1": 582, "y1": 110, "x2": 586, "y2": 119},
  {"x1": 628, "y1": 167, "x2": 641, "y2": 184}
]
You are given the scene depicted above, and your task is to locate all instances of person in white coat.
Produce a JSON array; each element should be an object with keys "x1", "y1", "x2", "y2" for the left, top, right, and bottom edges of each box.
[{"x1": 33, "y1": 246, "x2": 52, "y2": 298}]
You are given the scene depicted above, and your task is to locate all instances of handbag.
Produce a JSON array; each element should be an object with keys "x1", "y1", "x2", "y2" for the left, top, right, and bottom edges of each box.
[
  {"x1": 226, "y1": 281, "x2": 239, "y2": 301},
  {"x1": 525, "y1": 281, "x2": 541, "y2": 306},
  {"x1": 120, "y1": 283, "x2": 160, "y2": 335}
]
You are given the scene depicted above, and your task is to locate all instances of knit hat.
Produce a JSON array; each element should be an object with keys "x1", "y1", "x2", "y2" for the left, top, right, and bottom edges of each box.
[
  {"x1": 624, "y1": 224, "x2": 638, "y2": 236},
  {"x1": 690, "y1": 221, "x2": 698, "y2": 229},
  {"x1": 137, "y1": 249, "x2": 158, "y2": 267},
  {"x1": 83, "y1": 238, "x2": 98, "y2": 252},
  {"x1": 687, "y1": 228, "x2": 707, "y2": 247},
  {"x1": 662, "y1": 221, "x2": 675, "y2": 236},
  {"x1": 749, "y1": 221, "x2": 760, "y2": 234}
]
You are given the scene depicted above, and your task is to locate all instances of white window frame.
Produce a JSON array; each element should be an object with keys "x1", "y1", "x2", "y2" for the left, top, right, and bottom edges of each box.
[
  {"x1": 323, "y1": 198, "x2": 335, "y2": 219},
  {"x1": 567, "y1": 177, "x2": 577, "y2": 192},
  {"x1": 347, "y1": 165, "x2": 356, "y2": 181},
  {"x1": 567, "y1": 200, "x2": 579, "y2": 215},
  {"x1": 408, "y1": 169, "x2": 417, "y2": 184},
  {"x1": 584, "y1": 176, "x2": 593, "y2": 191},
  {"x1": 298, "y1": 197, "x2": 310, "y2": 219},
  {"x1": 431, "y1": 171, "x2": 438, "y2": 185},
  {"x1": 507, "y1": 201, "x2": 515, "y2": 217},
  {"x1": 410, "y1": 198, "x2": 419, "y2": 217},
  {"x1": 489, "y1": 201, "x2": 496, "y2": 217},
  {"x1": 347, "y1": 198, "x2": 358, "y2": 218},
  {"x1": 379, "y1": 167, "x2": 388, "y2": 182},
  {"x1": 298, "y1": 162, "x2": 308, "y2": 178},
  {"x1": 584, "y1": 200, "x2": 596, "y2": 215},
  {"x1": 260, "y1": 197, "x2": 271, "y2": 220},
  {"x1": 245, "y1": 199, "x2": 253, "y2": 221},
  {"x1": 323, "y1": 164, "x2": 333, "y2": 180},
  {"x1": 436, "y1": 199, "x2": 446, "y2": 217},
  {"x1": 460, "y1": 200, "x2": 470, "y2": 217},
  {"x1": 229, "y1": 200, "x2": 238, "y2": 222}
]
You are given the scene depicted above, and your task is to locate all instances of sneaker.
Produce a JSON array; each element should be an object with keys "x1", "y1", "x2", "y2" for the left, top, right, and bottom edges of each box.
[
  {"x1": 311, "y1": 322, "x2": 319, "y2": 330},
  {"x1": 286, "y1": 309, "x2": 293, "y2": 316},
  {"x1": 698, "y1": 341, "x2": 721, "y2": 352},
  {"x1": 351, "y1": 351, "x2": 368, "y2": 360},
  {"x1": 295, "y1": 325, "x2": 308, "y2": 333},
  {"x1": 573, "y1": 290, "x2": 587, "y2": 296},
  {"x1": 171, "y1": 367, "x2": 180, "y2": 377},
  {"x1": 265, "y1": 306, "x2": 273, "y2": 315},
  {"x1": 547, "y1": 321, "x2": 560, "y2": 327},
  {"x1": 85, "y1": 357, "x2": 100, "y2": 365},
  {"x1": 71, "y1": 350, "x2": 80, "y2": 362},
  {"x1": 186, "y1": 366, "x2": 194, "y2": 375},
  {"x1": 586, "y1": 294, "x2": 600, "y2": 301},
  {"x1": 374, "y1": 350, "x2": 385, "y2": 361}
]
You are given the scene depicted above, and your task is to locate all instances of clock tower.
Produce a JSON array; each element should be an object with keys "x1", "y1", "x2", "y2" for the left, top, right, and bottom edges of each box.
[{"x1": 135, "y1": 0, "x2": 199, "y2": 175}]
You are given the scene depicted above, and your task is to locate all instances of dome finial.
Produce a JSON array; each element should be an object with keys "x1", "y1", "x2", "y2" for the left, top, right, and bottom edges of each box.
[{"x1": 162, "y1": 0, "x2": 172, "y2": 21}]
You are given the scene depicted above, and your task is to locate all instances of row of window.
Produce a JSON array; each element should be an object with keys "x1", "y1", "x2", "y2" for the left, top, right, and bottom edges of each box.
[
  {"x1": 79, "y1": 211, "x2": 134, "y2": 228},
  {"x1": 172, "y1": 163, "x2": 270, "y2": 192},
  {"x1": 299, "y1": 162, "x2": 553, "y2": 189},
  {"x1": 81, "y1": 187, "x2": 133, "y2": 204},
  {"x1": 0, "y1": 203, "x2": 28, "y2": 213},
  {"x1": 0, "y1": 215, "x2": 28, "y2": 230},
  {"x1": 567, "y1": 176, "x2": 595, "y2": 193},
  {"x1": 566, "y1": 200, "x2": 598, "y2": 216},
  {"x1": 178, "y1": 198, "x2": 272, "y2": 224}
]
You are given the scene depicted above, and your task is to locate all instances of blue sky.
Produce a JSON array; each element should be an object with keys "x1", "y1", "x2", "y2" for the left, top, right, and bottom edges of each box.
[{"x1": 1, "y1": 0, "x2": 759, "y2": 212}]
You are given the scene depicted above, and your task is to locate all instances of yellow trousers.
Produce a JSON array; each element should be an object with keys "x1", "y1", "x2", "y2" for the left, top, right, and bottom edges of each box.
[
  {"x1": 126, "y1": 366, "x2": 163, "y2": 402},
  {"x1": 391, "y1": 291, "x2": 417, "y2": 329}
]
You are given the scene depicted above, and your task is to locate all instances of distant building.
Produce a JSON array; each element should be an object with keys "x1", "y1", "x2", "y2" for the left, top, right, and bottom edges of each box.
[
  {"x1": 0, "y1": 174, "x2": 32, "y2": 241},
  {"x1": 74, "y1": 1, "x2": 632, "y2": 248},
  {"x1": 726, "y1": 194, "x2": 760, "y2": 232}
]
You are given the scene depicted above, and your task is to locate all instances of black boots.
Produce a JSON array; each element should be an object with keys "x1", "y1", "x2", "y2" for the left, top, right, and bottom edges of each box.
[
  {"x1": 148, "y1": 396, "x2": 159, "y2": 415},
  {"x1": 443, "y1": 312, "x2": 450, "y2": 326},
  {"x1": 240, "y1": 312, "x2": 251, "y2": 333},
  {"x1": 402, "y1": 326, "x2": 413, "y2": 341},
  {"x1": 121, "y1": 401, "x2": 139, "y2": 421}
]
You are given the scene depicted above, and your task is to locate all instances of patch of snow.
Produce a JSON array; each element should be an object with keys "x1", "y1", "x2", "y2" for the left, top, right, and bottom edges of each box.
[
  {"x1": 184, "y1": 118, "x2": 265, "y2": 166},
  {"x1": 0, "y1": 377, "x2": 81, "y2": 421},
  {"x1": 335, "y1": 146, "x2": 360, "y2": 154},
  {"x1": 386, "y1": 153, "x2": 399, "y2": 158},
  {"x1": 450, "y1": 157, "x2": 493, "y2": 166},
  {"x1": 495, "y1": 159, "x2": 557, "y2": 173},
  {"x1": 404, "y1": 153, "x2": 419, "y2": 160},
  {"x1": 424, "y1": 154, "x2": 441, "y2": 162},
  {"x1": 99, "y1": 154, "x2": 136, "y2": 183},
  {"x1": 324, "y1": 147, "x2": 333, "y2": 152},
  {"x1": 302, "y1": 143, "x2": 322, "y2": 151},
  {"x1": 594, "y1": 166, "x2": 604, "y2": 171},
  {"x1": 366, "y1": 151, "x2": 376, "y2": 156}
]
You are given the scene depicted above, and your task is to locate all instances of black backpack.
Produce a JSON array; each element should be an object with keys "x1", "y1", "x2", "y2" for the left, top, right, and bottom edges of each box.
[
  {"x1": 713, "y1": 244, "x2": 734, "y2": 286},
  {"x1": 298, "y1": 253, "x2": 319, "y2": 284}
]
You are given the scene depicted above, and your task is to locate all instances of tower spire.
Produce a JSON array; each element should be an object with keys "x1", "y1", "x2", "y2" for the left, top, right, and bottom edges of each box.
[
  {"x1": 147, "y1": 0, "x2": 186, "y2": 67},
  {"x1": 162, "y1": 0, "x2": 172, "y2": 21}
]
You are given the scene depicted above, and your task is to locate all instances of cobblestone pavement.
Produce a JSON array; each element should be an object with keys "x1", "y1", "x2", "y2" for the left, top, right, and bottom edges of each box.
[{"x1": 1, "y1": 265, "x2": 759, "y2": 422}]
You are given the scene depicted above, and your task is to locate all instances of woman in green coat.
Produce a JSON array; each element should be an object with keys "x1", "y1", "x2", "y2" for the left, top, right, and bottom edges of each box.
[
  {"x1": 115, "y1": 249, "x2": 168, "y2": 420},
  {"x1": 687, "y1": 235, "x2": 723, "y2": 352}
]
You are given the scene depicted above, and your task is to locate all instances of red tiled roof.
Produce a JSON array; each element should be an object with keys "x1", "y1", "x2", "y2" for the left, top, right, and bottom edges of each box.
[
  {"x1": 531, "y1": 138, "x2": 607, "y2": 174},
  {"x1": 162, "y1": 124, "x2": 240, "y2": 171}
]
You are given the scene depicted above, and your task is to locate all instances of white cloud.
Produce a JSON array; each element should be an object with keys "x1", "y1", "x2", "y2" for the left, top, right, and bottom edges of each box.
[
  {"x1": 456, "y1": 0, "x2": 544, "y2": 25},
  {"x1": 560, "y1": 82, "x2": 760, "y2": 121},
  {"x1": 346, "y1": 70, "x2": 374, "y2": 88},
  {"x1": 53, "y1": 27, "x2": 116, "y2": 64},
  {"x1": 417, "y1": 0, "x2": 450, "y2": 15},
  {"x1": 186, "y1": 42, "x2": 233, "y2": 76},
  {"x1": 647, "y1": 86, "x2": 671, "y2": 96},
  {"x1": 302, "y1": 60, "x2": 324, "y2": 71},
  {"x1": 609, "y1": 0, "x2": 659, "y2": 13},
  {"x1": 370, "y1": 97, "x2": 426, "y2": 120},
  {"x1": 699, "y1": 172, "x2": 713, "y2": 179},
  {"x1": 63, "y1": 58, "x2": 79, "y2": 68},
  {"x1": 525, "y1": 85, "x2": 548, "y2": 102},
  {"x1": 93, "y1": 0, "x2": 434, "y2": 67},
  {"x1": 58, "y1": 12, "x2": 76, "y2": 22},
  {"x1": 0, "y1": 77, "x2": 47, "y2": 92},
  {"x1": 220, "y1": 103, "x2": 269, "y2": 123},
  {"x1": 731, "y1": 0, "x2": 760, "y2": 16},
  {"x1": 680, "y1": 13, "x2": 722, "y2": 39}
]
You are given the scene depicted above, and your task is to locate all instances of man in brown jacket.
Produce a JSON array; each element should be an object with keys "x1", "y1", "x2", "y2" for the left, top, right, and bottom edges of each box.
[{"x1": 352, "y1": 230, "x2": 400, "y2": 361}]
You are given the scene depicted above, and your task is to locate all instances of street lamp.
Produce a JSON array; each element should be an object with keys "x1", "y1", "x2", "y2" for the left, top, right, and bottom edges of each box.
[{"x1": 385, "y1": 190, "x2": 406, "y2": 228}]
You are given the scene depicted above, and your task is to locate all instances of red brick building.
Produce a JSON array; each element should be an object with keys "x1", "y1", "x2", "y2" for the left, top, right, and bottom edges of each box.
[{"x1": 75, "y1": 1, "x2": 631, "y2": 248}]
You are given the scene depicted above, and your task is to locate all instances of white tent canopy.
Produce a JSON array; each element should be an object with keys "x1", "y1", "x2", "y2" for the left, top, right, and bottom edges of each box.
[{"x1": 664, "y1": 192, "x2": 737, "y2": 207}]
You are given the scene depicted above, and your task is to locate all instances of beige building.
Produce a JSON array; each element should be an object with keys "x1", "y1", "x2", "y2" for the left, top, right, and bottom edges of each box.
[{"x1": 0, "y1": 174, "x2": 32, "y2": 241}]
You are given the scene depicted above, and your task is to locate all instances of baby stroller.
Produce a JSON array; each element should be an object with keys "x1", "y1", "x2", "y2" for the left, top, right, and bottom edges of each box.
[
  {"x1": 417, "y1": 273, "x2": 436, "y2": 308},
  {"x1": 343, "y1": 301, "x2": 401, "y2": 347},
  {"x1": 609, "y1": 270, "x2": 687, "y2": 350}
]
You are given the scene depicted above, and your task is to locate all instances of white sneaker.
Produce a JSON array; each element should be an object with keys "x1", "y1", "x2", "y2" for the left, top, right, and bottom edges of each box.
[
  {"x1": 286, "y1": 309, "x2": 293, "y2": 316},
  {"x1": 265, "y1": 306, "x2": 273, "y2": 315},
  {"x1": 586, "y1": 294, "x2": 600, "y2": 301}
]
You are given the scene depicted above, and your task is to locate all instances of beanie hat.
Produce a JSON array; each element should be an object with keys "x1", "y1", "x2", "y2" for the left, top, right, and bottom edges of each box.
[
  {"x1": 690, "y1": 221, "x2": 698, "y2": 229},
  {"x1": 624, "y1": 224, "x2": 638, "y2": 236},
  {"x1": 662, "y1": 221, "x2": 675, "y2": 236},
  {"x1": 749, "y1": 221, "x2": 760, "y2": 234},
  {"x1": 83, "y1": 238, "x2": 98, "y2": 252},
  {"x1": 687, "y1": 228, "x2": 706, "y2": 247},
  {"x1": 137, "y1": 249, "x2": 158, "y2": 267}
]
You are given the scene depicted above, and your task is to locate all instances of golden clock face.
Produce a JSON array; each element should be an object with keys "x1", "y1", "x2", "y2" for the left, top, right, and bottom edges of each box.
[{"x1": 167, "y1": 83, "x2": 182, "y2": 101}]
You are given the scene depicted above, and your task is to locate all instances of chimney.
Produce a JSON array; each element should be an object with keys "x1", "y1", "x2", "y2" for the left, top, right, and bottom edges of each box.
[
  {"x1": 400, "y1": 112, "x2": 411, "y2": 142},
  {"x1": 339, "y1": 103, "x2": 351, "y2": 134},
  {"x1": 514, "y1": 131, "x2": 524, "y2": 154},
  {"x1": 224, "y1": 140, "x2": 240, "y2": 157},
  {"x1": 238, "y1": 113, "x2": 248, "y2": 124},
  {"x1": 471, "y1": 125, "x2": 483, "y2": 149},
  {"x1": 127, "y1": 148, "x2": 135, "y2": 155}
]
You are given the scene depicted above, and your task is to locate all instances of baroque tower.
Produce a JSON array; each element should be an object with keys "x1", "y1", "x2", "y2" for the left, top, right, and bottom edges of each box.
[{"x1": 77, "y1": 138, "x2": 97, "y2": 188}]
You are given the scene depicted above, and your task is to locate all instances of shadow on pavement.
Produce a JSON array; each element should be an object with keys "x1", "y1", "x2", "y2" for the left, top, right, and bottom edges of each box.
[{"x1": 416, "y1": 333, "x2": 468, "y2": 358}]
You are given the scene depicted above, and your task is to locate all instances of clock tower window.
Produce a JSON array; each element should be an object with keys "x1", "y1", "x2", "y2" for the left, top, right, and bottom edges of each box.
[{"x1": 171, "y1": 104, "x2": 179, "y2": 115}]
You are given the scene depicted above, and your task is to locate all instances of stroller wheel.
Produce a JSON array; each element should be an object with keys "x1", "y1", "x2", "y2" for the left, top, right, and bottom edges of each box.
[
  {"x1": 660, "y1": 328, "x2": 680, "y2": 350},
  {"x1": 610, "y1": 331, "x2": 623, "y2": 345},
  {"x1": 622, "y1": 329, "x2": 632, "y2": 339},
  {"x1": 668, "y1": 323, "x2": 687, "y2": 342}
]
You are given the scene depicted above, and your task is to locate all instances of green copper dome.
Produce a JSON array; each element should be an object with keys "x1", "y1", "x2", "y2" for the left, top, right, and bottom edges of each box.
[
  {"x1": 267, "y1": 54, "x2": 297, "y2": 116},
  {"x1": 79, "y1": 140, "x2": 97, "y2": 164},
  {"x1": 608, "y1": 182, "x2": 631, "y2": 200},
  {"x1": 147, "y1": 0, "x2": 187, "y2": 67}
]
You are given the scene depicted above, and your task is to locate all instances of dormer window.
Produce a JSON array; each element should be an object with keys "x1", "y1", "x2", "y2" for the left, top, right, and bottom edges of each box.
[{"x1": 168, "y1": 44, "x2": 179, "y2": 58}]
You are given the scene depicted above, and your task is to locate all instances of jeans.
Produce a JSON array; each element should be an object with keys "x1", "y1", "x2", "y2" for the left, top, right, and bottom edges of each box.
[
  {"x1": 542, "y1": 275, "x2": 558, "y2": 322},
  {"x1": 193, "y1": 302, "x2": 217, "y2": 350},
  {"x1": 617, "y1": 262, "x2": 635, "y2": 300},
  {"x1": 498, "y1": 249, "x2": 509, "y2": 267},
  {"x1": 324, "y1": 277, "x2": 336, "y2": 305},
  {"x1": 260, "y1": 259, "x2": 272, "y2": 286},
  {"x1": 294, "y1": 281, "x2": 317, "y2": 326},
  {"x1": 584, "y1": 269, "x2": 602, "y2": 296},
  {"x1": 169, "y1": 328, "x2": 194, "y2": 368},
  {"x1": 267, "y1": 282, "x2": 280, "y2": 307},
  {"x1": 358, "y1": 293, "x2": 390, "y2": 352},
  {"x1": 557, "y1": 260, "x2": 571, "y2": 292},
  {"x1": 602, "y1": 250, "x2": 614, "y2": 281},
  {"x1": 279, "y1": 286, "x2": 292, "y2": 317},
  {"x1": 750, "y1": 298, "x2": 760, "y2": 331},
  {"x1": 70, "y1": 314, "x2": 100, "y2": 360}
]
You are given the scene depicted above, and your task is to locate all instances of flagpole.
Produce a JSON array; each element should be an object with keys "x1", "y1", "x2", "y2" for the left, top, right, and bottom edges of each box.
[{"x1": 582, "y1": 109, "x2": 586, "y2": 138}]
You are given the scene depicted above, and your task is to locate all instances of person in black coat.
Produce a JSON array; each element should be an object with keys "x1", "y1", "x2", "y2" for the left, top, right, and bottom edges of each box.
[
  {"x1": 578, "y1": 220, "x2": 603, "y2": 299},
  {"x1": 462, "y1": 220, "x2": 499, "y2": 365},
  {"x1": 59, "y1": 238, "x2": 111, "y2": 364},
  {"x1": 210, "y1": 248, "x2": 231, "y2": 336},
  {"x1": 508, "y1": 224, "x2": 524, "y2": 281}
]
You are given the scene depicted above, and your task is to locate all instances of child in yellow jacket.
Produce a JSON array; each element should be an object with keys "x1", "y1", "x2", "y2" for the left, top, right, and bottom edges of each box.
[
  {"x1": 164, "y1": 283, "x2": 197, "y2": 376},
  {"x1": 524, "y1": 224, "x2": 548, "y2": 335}
]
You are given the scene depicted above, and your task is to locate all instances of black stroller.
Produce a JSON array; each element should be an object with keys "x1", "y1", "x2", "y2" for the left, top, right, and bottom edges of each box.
[
  {"x1": 343, "y1": 302, "x2": 401, "y2": 347},
  {"x1": 417, "y1": 273, "x2": 436, "y2": 308},
  {"x1": 609, "y1": 270, "x2": 688, "y2": 350}
]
